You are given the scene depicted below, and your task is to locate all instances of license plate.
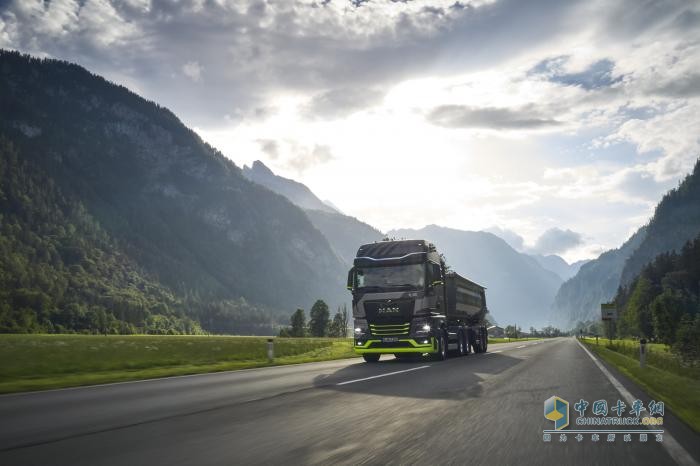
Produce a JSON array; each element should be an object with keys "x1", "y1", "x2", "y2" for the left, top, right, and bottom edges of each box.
[{"x1": 382, "y1": 337, "x2": 399, "y2": 343}]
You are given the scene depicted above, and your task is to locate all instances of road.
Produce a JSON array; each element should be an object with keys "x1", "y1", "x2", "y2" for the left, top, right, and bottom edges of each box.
[{"x1": 1, "y1": 338, "x2": 698, "y2": 465}]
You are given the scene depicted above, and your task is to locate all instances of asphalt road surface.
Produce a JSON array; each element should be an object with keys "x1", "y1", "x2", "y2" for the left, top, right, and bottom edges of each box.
[{"x1": 1, "y1": 338, "x2": 698, "y2": 465}]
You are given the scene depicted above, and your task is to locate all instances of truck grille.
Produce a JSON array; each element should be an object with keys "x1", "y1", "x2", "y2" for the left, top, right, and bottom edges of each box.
[
  {"x1": 369, "y1": 323, "x2": 410, "y2": 336},
  {"x1": 364, "y1": 299, "x2": 414, "y2": 323}
]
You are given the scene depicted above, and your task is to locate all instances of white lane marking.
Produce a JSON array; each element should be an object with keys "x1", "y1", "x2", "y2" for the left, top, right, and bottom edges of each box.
[
  {"x1": 516, "y1": 345, "x2": 526, "y2": 348},
  {"x1": 491, "y1": 350, "x2": 503, "y2": 353},
  {"x1": 337, "y1": 366, "x2": 430, "y2": 386},
  {"x1": 577, "y1": 340, "x2": 696, "y2": 466}
]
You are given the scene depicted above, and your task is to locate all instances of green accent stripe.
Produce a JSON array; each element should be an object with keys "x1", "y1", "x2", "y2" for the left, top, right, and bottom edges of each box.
[{"x1": 354, "y1": 338, "x2": 436, "y2": 354}]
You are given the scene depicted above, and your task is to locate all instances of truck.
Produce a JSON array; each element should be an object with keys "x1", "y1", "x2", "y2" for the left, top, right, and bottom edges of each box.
[{"x1": 346, "y1": 239, "x2": 489, "y2": 362}]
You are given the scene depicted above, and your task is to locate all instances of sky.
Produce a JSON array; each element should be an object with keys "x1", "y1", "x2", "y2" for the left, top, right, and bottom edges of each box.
[{"x1": 2, "y1": 0, "x2": 699, "y2": 262}]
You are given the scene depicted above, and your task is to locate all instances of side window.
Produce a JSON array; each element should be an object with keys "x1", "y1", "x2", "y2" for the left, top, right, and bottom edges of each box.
[
  {"x1": 431, "y1": 263, "x2": 442, "y2": 284},
  {"x1": 356, "y1": 270, "x2": 365, "y2": 287}
]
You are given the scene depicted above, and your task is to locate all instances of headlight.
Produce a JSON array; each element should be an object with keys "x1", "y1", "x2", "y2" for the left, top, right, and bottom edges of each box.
[
  {"x1": 354, "y1": 319, "x2": 368, "y2": 335},
  {"x1": 412, "y1": 319, "x2": 431, "y2": 336}
]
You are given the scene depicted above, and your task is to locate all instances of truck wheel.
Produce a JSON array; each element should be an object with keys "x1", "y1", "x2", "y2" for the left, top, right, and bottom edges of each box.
[
  {"x1": 363, "y1": 354, "x2": 380, "y2": 363},
  {"x1": 458, "y1": 331, "x2": 467, "y2": 356},
  {"x1": 435, "y1": 332, "x2": 448, "y2": 361}
]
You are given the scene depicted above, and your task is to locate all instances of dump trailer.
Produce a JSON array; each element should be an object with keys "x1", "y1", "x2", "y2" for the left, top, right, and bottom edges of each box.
[{"x1": 347, "y1": 239, "x2": 489, "y2": 362}]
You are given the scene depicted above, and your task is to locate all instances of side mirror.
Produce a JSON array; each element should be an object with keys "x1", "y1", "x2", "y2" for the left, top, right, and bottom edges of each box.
[{"x1": 346, "y1": 268, "x2": 354, "y2": 290}]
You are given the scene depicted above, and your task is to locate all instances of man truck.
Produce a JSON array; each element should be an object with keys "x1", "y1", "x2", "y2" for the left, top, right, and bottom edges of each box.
[{"x1": 346, "y1": 239, "x2": 488, "y2": 362}]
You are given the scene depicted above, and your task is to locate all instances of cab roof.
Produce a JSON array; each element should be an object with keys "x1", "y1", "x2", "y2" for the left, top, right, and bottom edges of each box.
[{"x1": 355, "y1": 239, "x2": 433, "y2": 260}]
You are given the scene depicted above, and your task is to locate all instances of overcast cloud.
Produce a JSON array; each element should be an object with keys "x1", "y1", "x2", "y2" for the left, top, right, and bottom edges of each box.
[{"x1": 2, "y1": 0, "x2": 699, "y2": 262}]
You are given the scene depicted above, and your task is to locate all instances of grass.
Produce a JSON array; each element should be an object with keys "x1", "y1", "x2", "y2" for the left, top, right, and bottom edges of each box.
[
  {"x1": 582, "y1": 337, "x2": 700, "y2": 380},
  {"x1": 582, "y1": 337, "x2": 700, "y2": 433},
  {"x1": 488, "y1": 337, "x2": 541, "y2": 344},
  {"x1": 0, "y1": 334, "x2": 358, "y2": 394}
]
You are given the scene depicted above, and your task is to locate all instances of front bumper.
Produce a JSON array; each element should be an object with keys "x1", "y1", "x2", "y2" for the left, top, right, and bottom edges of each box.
[{"x1": 354, "y1": 337, "x2": 436, "y2": 354}]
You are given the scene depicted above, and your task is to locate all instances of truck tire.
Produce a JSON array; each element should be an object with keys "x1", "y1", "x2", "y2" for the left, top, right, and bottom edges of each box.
[
  {"x1": 435, "y1": 332, "x2": 448, "y2": 361},
  {"x1": 470, "y1": 330, "x2": 480, "y2": 354},
  {"x1": 458, "y1": 330, "x2": 467, "y2": 356},
  {"x1": 363, "y1": 354, "x2": 380, "y2": 363}
]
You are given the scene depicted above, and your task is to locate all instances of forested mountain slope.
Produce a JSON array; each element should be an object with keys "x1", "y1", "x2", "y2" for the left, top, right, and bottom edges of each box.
[{"x1": 0, "y1": 50, "x2": 346, "y2": 333}]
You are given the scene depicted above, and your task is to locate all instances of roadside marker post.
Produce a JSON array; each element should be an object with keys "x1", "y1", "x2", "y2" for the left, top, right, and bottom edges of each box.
[
  {"x1": 601, "y1": 303, "x2": 617, "y2": 344},
  {"x1": 267, "y1": 338, "x2": 274, "y2": 363},
  {"x1": 639, "y1": 338, "x2": 646, "y2": 368}
]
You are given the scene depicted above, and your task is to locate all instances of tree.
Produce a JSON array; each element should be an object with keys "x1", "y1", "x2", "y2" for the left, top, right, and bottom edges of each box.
[
  {"x1": 309, "y1": 300, "x2": 330, "y2": 337},
  {"x1": 621, "y1": 277, "x2": 655, "y2": 337},
  {"x1": 673, "y1": 314, "x2": 700, "y2": 364},
  {"x1": 504, "y1": 325, "x2": 520, "y2": 339},
  {"x1": 290, "y1": 308, "x2": 306, "y2": 337},
  {"x1": 329, "y1": 305, "x2": 349, "y2": 337},
  {"x1": 651, "y1": 289, "x2": 686, "y2": 345}
]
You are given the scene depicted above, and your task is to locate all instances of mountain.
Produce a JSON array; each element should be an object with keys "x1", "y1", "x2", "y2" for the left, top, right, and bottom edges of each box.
[
  {"x1": 613, "y1": 231, "x2": 700, "y2": 348},
  {"x1": 620, "y1": 159, "x2": 700, "y2": 285},
  {"x1": 304, "y1": 209, "x2": 384, "y2": 265},
  {"x1": 550, "y1": 227, "x2": 647, "y2": 328},
  {"x1": 243, "y1": 160, "x2": 338, "y2": 213},
  {"x1": 388, "y1": 225, "x2": 563, "y2": 328},
  {"x1": 552, "y1": 157, "x2": 700, "y2": 329},
  {"x1": 0, "y1": 137, "x2": 203, "y2": 334},
  {"x1": 530, "y1": 254, "x2": 588, "y2": 281},
  {"x1": 241, "y1": 160, "x2": 384, "y2": 265},
  {"x1": 0, "y1": 50, "x2": 347, "y2": 333},
  {"x1": 322, "y1": 199, "x2": 344, "y2": 214}
]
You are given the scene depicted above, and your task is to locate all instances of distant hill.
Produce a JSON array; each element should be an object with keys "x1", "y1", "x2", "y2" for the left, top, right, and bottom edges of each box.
[
  {"x1": 241, "y1": 160, "x2": 384, "y2": 265},
  {"x1": 620, "y1": 159, "x2": 700, "y2": 285},
  {"x1": 304, "y1": 209, "x2": 384, "y2": 265},
  {"x1": 530, "y1": 254, "x2": 588, "y2": 281},
  {"x1": 0, "y1": 50, "x2": 347, "y2": 334},
  {"x1": 388, "y1": 225, "x2": 563, "y2": 328},
  {"x1": 550, "y1": 227, "x2": 647, "y2": 328},
  {"x1": 243, "y1": 160, "x2": 338, "y2": 213}
]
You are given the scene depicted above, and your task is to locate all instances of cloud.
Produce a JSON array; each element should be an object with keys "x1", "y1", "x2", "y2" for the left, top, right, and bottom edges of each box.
[
  {"x1": 303, "y1": 87, "x2": 385, "y2": 120},
  {"x1": 529, "y1": 57, "x2": 621, "y2": 90},
  {"x1": 257, "y1": 139, "x2": 279, "y2": 159},
  {"x1": 604, "y1": 102, "x2": 700, "y2": 180},
  {"x1": 286, "y1": 144, "x2": 334, "y2": 174},
  {"x1": 0, "y1": 0, "x2": 580, "y2": 125},
  {"x1": 531, "y1": 227, "x2": 583, "y2": 255},
  {"x1": 3, "y1": 0, "x2": 700, "y2": 262},
  {"x1": 182, "y1": 60, "x2": 202, "y2": 82},
  {"x1": 427, "y1": 105, "x2": 562, "y2": 130}
]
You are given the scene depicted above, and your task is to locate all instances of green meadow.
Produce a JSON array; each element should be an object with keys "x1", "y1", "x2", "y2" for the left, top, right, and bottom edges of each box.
[
  {"x1": 0, "y1": 334, "x2": 357, "y2": 394},
  {"x1": 582, "y1": 337, "x2": 700, "y2": 433}
]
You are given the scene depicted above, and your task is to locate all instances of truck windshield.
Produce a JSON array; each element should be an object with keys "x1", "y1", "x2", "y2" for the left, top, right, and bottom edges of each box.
[{"x1": 356, "y1": 264, "x2": 425, "y2": 290}]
